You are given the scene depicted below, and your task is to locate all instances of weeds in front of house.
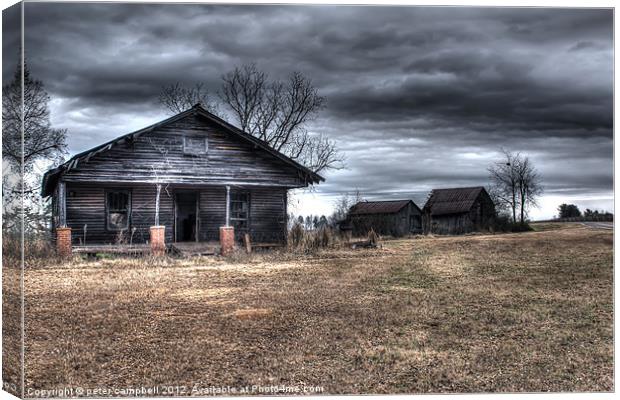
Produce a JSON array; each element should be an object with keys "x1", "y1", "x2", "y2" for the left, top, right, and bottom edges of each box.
[
  {"x1": 2, "y1": 232, "x2": 64, "y2": 268},
  {"x1": 287, "y1": 222, "x2": 343, "y2": 253}
]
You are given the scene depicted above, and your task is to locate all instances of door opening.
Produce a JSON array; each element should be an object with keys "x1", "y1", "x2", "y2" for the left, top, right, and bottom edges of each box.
[{"x1": 175, "y1": 192, "x2": 198, "y2": 242}]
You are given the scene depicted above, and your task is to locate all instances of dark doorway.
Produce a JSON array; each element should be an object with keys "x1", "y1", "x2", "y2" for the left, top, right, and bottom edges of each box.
[{"x1": 175, "y1": 192, "x2": 198, "y2": 242}]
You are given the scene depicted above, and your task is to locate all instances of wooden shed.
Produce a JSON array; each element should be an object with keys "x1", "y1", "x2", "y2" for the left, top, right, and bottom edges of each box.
[
  {"x1": 347, "y1": 200, "x2": 423, "y2": 237},
  {"x1": 422, "y1": 187, "x2": 495, "y2": 235},
  {"x1": 41, "y1": 104, "x2": 323, "y2": 250}
]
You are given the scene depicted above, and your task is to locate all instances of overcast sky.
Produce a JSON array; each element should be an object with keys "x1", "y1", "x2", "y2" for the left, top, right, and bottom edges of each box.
[{"x1": 3, "y1": 3, "x2": 613, "y2": 219}]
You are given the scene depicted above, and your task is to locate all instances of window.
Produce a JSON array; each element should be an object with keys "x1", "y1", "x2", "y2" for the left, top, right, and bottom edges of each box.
[
  {"x1": 230, "y1": 192, "x2": 249, "y2": 230},
  {"x1": 106, "y1": 190, "x2": 131, "y2": 231},
  {"x1": 183, "y1": 136, "x2": 208, "y2": 155}
]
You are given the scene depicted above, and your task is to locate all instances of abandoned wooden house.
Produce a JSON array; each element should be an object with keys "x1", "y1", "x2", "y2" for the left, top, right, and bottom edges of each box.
[
  {"x1": 41, "y1": 104, "x2": 323, "y2": 256},
  {"x1": 346, "y1": 200, "x2": 423, "y2": 237},
  {"x1": 422, "y1": 186, "x2": 495, "y2": 235}
]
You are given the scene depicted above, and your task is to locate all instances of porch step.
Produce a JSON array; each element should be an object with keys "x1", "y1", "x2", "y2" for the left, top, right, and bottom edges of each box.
[
  {"x1": 250, "y1": 242, "x2": 285, "y2": 250},
  {"x1": 73, "y1": 244, "x2": 151, "y2": 255}
]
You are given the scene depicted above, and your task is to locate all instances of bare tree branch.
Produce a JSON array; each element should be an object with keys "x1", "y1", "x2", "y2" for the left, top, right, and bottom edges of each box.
[
  {"x1": 218, "y1": 64, "x2": 341, "y2": 174},
  {"x1": 159, "y1": 82, "x2": 221, "y2": 116},
  {"x1": 158, "y1": 64, "x2": 343, "y2": 174}
]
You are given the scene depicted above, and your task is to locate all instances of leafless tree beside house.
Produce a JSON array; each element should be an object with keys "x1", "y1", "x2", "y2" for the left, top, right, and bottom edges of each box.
[
  {"x1": 2, "y1": 60, "x2": 67, "y2": 233},
  {"x1": 159, "y1": 63, "x2": 344, "y2": 174}
]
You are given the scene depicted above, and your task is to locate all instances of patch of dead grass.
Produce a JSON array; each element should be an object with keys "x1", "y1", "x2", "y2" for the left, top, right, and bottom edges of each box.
[
  {"x1": 229, "y1": 308, "x2": 274, "y2": 320},
  {"x1": 18, "y1": 226, "x2": 613, "y2": 394}
]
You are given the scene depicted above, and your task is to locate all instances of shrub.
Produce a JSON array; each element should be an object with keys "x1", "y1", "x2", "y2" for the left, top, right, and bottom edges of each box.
[{"x1": 491, "y1": 215, "x2": 533, "y2": 233}]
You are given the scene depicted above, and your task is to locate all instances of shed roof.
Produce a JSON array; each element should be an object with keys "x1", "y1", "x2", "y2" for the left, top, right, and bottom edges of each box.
[
  {"x1": 349, "y1": 200, "x2": 420, "y2": 215},
  {"x1": 423, "y1": 187, "x2": 489, "y2": 216},
  {"x1": 41, "y1": 104, "x2": 324, "y2": 196}
]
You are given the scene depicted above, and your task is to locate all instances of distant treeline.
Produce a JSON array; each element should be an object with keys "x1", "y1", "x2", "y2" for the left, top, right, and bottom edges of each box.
[
  {"x1": 550, "y1": 204, "x2": 613, "y2": 222},
  {"x1": 536, "y1": 204, "x2": 613, "y2": 223},
  {"x1": 547, "y1": 215, "x2": 614, "y2": 223}
]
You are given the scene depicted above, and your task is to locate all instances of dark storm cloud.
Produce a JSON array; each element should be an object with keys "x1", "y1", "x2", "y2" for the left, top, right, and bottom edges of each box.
[
  {"x1": 9, "y1": 3, "x2": 614, "y2": 218},
  {"x1": 2, "y1": 2, "x2": 20, "y2": 79}
]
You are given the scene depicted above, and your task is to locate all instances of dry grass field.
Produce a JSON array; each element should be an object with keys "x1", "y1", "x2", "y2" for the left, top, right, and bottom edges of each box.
[{"x1": 11, "y1": 223, "x2": 614, "y2": 395}]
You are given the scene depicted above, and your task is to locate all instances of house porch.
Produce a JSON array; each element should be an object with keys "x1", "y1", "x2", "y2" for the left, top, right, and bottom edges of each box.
[{"x1": 54, "y1": 182, "x2": 289, "y2": 252}]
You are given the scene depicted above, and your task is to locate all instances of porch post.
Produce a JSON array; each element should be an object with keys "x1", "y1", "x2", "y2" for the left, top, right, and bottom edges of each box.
[
  {"x1": 220, "y1": 185, "x2": 234, "y2": 256},
  {"x1": 56, "y1": 181, "x2": 72, "y2": 257},
  {"x1": 58, "y1": 181, "x2": 66, "y2": 227},
  {"x1": 225, "y1": 185, "x2": 231, "y2": 226},
  {"x1": 154, "y1": 183, "x2": 161, "y2": 226}
]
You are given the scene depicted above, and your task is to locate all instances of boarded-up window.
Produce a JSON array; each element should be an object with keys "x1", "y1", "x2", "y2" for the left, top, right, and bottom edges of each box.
[
  {"x1": 230, "y1": 192, "x2": 249, "y2": 230},
  {"x1": 106, "y1": 190, "x2": 131, "y2": 231},
  {"x1": 183, "y1": 136, "x2": 208, "y2": 155}
]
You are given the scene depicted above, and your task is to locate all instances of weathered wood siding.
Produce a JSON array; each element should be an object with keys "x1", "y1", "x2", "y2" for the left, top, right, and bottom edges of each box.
[
  {"x1": 250, "y1": 188, "x2": 287, "y2": 242},
  {"x1": 64, "y1": 183, "x2": 287, "y2": 245},
  {"x1": 426, "y1": 192, "x2": 495, "y2": 235},
  {"x1": 428, "y1": 213, "x2": 474, "y2": 235},
  {"x1": 65, "y1": 184, "x2": 175, "y2": 245},
  {"x1": 132, "y1": 185, "x2": 175, "y2": 243},
  {"x1": 350, "y1": 203, "x2": 423, "y2": 237},
  {"x1": 61, "y1": 114, "x2": 307, "y2": 188},
  {"x1": 198, "y1": 187, "x2": 287, "y2": 242}
]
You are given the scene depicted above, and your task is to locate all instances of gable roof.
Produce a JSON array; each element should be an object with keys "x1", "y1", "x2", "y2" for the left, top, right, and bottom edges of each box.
[
  {"x1": 42, "y1": 104, "x2": 324, "y2": 196},
  {"x1": 423, "y1": 186, "x2": 490, "y2": 216},
  {"x1": 349, "y1": 200, "x2": 420, "y2": 215}
]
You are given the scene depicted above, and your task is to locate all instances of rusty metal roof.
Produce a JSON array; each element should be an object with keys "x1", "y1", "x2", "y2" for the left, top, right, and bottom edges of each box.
[
  {"x1": 423, "y1": 187, "x2": 488, "y2": 216},
  {"x1": 349, "y1": 200, "x2": 419, "y2": 215}
]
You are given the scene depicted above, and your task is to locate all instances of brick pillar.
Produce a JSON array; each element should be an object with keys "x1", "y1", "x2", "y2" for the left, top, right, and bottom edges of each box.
[
  {"x1": 150, "y1": 226, "x2": 166, "y2": 256},
  {"x1": 219, "y1": 226, "x2": 235, "y2": 256},
  {"x1": 56, "y1": 227, "x2": 72, "y2": 258}
]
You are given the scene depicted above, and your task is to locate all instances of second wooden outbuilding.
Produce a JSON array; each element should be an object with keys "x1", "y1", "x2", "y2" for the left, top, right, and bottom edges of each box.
[{"x1": 422, "y1": 186, "x2": 495, "y2": 235}]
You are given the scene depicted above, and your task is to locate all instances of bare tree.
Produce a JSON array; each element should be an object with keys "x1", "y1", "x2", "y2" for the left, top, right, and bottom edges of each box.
[
  {"x1": 3, "y1": 60, "x2": 67, "y2": 173},
  {"x1": 488, "y1": 149, "x2": 519, "y2": 222},
  {"x1": 515, "y1": 155, "x2": 543, "y2": 223},
  {"x1": 2, "y1": 60, "x2": 67, "y2": 233},
  {"x1": 159, "y1": 63, "x2": 344, "y2": 174},
  {"x1": 221, "y1": 65, "x2": 323, "y2": 146},
  {"x1": 159, "y1": 82, "x2": 221, "y2": 116},
  {"x1": 329, "y1": 189, "x2": 363, "y2": 225},
  {"x1": 219, "y1": 64, "x2": 266, "y2": 133},
  {"x1": 330, "y1": 193, "x2": 352, "y2": 226},
  {"x1": 219, "y1": 65, "x2": 345, "y2": 173},
  {"x1": 488, "y1": 149, "x2": 542, "y2": 224}
]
